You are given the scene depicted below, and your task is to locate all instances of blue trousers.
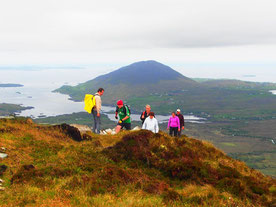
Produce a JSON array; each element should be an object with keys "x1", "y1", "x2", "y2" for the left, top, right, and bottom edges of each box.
[{"x1": 92, "y1": 109, "x2": 101, "y2": 134}]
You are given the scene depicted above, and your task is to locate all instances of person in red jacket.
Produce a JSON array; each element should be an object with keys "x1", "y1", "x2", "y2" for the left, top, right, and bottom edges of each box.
[{"x1": 167, "y1": 112, "x2": 180, "y2": 137}]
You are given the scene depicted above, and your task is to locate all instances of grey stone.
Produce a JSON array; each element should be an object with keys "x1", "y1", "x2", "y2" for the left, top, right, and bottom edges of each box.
[{"x1": 0, "y1": 153, "x2": 7, "y2": 159}]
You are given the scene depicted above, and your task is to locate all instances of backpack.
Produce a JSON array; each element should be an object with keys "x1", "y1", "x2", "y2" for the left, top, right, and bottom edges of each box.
[
  {"x1": 84, "y1": 94, "x2": 98, "y2": 113},
  {"x1": 116, "y1": 105, "x2": 131, "y2": 115}
]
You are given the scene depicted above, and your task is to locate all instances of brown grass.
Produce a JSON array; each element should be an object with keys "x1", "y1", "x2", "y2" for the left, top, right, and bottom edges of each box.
[{"x1": 0, "y1": 118, "x2": 275, "y2": 207}]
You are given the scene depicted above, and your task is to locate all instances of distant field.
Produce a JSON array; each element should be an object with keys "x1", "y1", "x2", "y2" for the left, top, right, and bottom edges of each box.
[
  {"x1": 0, "y1": 103, "x2": 32, "y2": 116},
  {"x1": 182, "y1": 121, "x2": 276, "y2": 176}
]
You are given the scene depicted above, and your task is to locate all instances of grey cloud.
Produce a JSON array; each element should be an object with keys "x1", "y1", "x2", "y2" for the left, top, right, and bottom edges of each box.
[{"x1": 0, "y1": 0, "x2": 276, "y2": 63}]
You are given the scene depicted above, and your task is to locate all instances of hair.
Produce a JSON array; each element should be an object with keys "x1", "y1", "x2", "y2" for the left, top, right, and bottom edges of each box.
[
  {"x1": 97, "y1": 88, "x2": 104, "y2": 92},
  {"x1": 149, "y1": 112, "x2": 155, "y2": 116},
  {"x1": 171, "y1": 112, "x2": 176, "y2": 115},
  {"x1": 146, "y1": 104, "x2": 151, "y2": 108}
]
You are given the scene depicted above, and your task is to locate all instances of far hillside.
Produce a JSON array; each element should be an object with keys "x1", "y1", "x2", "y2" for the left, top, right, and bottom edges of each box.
[
  {"x1": 55, "y1": 60, "x2": 199, "y2": 106},
  {"x1": 55, "y1": 60, "x2": 276, "y2": 120}
]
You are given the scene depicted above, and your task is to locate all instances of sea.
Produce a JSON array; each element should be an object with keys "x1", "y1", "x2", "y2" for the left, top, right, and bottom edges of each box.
[{"x1": 0, "y1": 68, "x2": 275, "y2": 123}]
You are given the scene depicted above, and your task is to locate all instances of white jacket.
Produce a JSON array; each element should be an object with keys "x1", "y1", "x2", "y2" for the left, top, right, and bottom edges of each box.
[{"x1": 142, "y1": 117, "x2": 159, "y2": 133}]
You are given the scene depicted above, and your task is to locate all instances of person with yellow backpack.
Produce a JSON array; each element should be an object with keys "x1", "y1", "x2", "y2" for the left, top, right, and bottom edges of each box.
[{"x1": 84, "y1": 88, "x2": 104, "y2": 134}]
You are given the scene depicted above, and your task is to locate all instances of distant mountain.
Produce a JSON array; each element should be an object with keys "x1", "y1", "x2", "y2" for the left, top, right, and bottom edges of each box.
[
  {"x1": 0, "y1": 83, "x2": 23, "y2": 87},
  {"x1": 55, "y1": 60, "x2": 199, "y2": 103},
  {"x1": 55, "y1": 60, "x2": 276, "y2": 117},
  {"x1": 94, "y1": 60, "x2": 193, "y2": 85}
]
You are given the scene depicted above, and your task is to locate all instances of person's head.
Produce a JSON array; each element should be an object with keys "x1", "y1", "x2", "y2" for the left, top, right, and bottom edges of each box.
[
  {"x1": 176, "y1": 109, "x2": 181, "y2": 115},
  {"x1": 117, "y1": 100, "x2": 123, "y2": 108},
  {"x1": 171, "y1": 112, "x2": 176, "y2": 117},
  {"x1": 149, "y1": 112, "x2": 154, "y2": 119},
  {"x1": 97, "y1": 88, "x2": 104, "y2": 96},
  {"x1": 145, "y1": 104, "x2": 151, "y2": 112}
]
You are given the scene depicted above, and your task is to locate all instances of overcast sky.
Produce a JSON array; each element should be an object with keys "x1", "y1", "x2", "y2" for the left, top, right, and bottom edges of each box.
[{"x1": 0, "y1": 0, "x2": 276, "y2": 71}]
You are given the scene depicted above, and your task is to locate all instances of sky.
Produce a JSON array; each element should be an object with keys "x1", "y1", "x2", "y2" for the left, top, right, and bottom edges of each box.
[{"x1": 0, "y1": 0, "x2": 276, "y2": 78}]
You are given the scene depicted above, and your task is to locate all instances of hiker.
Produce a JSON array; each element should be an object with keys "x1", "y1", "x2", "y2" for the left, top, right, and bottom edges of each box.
[
  {"x1": 115, "y1": 100, "x2": 131, "y2": 133},
  {"x1": 142, "y1": 112, "x2": 159, "y2": 133},
  {"x1": 167, "y1": 112, "x2": 180, "y2": 137},
  {"x1": 140, "y1": 104, "x2": 152, "y2": 124},
  {"x1": 92, "y1": 88, "x2": 104, "y2": 134},
  {"x1": 176, "y1": 109, "x2": 185, "y2": 136}
]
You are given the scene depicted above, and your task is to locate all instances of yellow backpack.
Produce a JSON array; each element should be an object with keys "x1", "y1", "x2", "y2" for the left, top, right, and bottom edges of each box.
[{"x1": 84, "y1": 94, "x2": 96, "y2": 113}]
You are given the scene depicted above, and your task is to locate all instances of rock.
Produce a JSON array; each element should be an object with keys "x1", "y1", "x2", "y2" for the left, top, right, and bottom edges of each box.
[
  {"x1": 100, "y1": 130, "x2": 107, "y2": 135},
  {"x1": 105, "y1": 128, "x2": 113, "y2": 134},
  {"x1": 0, "y1": 187, "x2": 5, "y2": 191},
  {"x1": 0, "y1": 153, "x2": 8, "y2": 159},
  {"x1": 0, "y1": 178, "x2": 4, "y2": 183},
  {"x1": 0, "y1": 165, "x2": 8, "y2": 176},
  {"x1": 23, "y1": 165, "x2": 35, "y2": 171},
  {"x1": 70, "y1": 124, "x2": 92, "y2": 133},
  {"x1": 132, "y1": 126, "x2": 141, "y2": 131},
  {"x1": 100, "y1": 128, "x2": 116, "y2": 135},
  {"x1": 53, "y1": 124, "x2": 83, "y2": 142}
]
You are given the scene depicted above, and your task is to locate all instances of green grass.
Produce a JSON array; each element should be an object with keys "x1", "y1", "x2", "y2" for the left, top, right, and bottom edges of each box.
[
  {"x1": 221, "y1": 142, "x2": 236, "y2": 147},
  {"x1": 0, "y1": 118, "x2": 275, "y2": 206},
  {"x1": 0, "y1": 103, "x2": 33, "y2": 116}
]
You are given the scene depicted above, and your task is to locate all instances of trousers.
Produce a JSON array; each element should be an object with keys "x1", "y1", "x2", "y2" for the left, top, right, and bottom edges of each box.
[
  {"x1": 169, "y1": 127, "x2": 178, "y2": 137},
  {"x1": 92, "y1": 109, "x2": 101, "y2": 134}
]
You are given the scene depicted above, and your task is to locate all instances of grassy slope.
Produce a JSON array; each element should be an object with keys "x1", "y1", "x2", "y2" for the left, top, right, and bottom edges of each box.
[
  {"x1": 0, "y1": 118, "x2": 275, "y2": 207},
  {"x1": 177, "y1": 122, "x2": 276, "y2": 177},
  {"x1": 35, "y1": 112, "x2": 276, "y2": 177}
]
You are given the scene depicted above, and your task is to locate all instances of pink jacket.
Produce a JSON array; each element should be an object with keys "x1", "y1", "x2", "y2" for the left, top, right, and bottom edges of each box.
[{"x1": 168, "y1": 116, "x2": 180, "y2": 129}]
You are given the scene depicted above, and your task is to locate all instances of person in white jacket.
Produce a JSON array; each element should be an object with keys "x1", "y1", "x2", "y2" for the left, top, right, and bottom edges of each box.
[{"x1": 142, "y1": 112, "x2": 159, "y2": 133}]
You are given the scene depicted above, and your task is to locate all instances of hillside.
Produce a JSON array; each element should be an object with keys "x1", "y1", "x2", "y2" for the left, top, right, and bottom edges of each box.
[
  {"x1": 199, "y1": 79, "x2": 276, "y2": 90},
  {"x1": 0, "y1": 103, "x2": 33, "y2": 116},
  {"x1": 55, "y1": 61, "x2": 276, "y2": 119},
  {"x1": 55, "y1": 60, "x2": 199, "y2": 104},
  {"x1": 0, "y1": 118, "x2": 275, "y2": 206}
]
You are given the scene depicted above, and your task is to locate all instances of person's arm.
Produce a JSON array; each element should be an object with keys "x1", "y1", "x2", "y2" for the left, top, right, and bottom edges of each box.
[
  {"x1": 121, "y1": 116, "x2": 129, "y2": 122},
  {"x1": 180, "y1": 115, "x2": 184, "y2": 127},
  {"x1": 177, "y1": 117, "x2": 180, "y2": 131},
  {"x1": 155, "y1": 119, "x2": 159, "y2": 133},
  {"x1": 180, "y1": 115, "x2": 184, "y2": 129},
  {"x1": 140, "y1": 111, "x2": 145, "y2": 121},
  {"x1": 95, "y1": 96, "x2": 101, "y2": 116},
  {"x1": 167, "y1": 117, "x2": 171, "y2": 129}
]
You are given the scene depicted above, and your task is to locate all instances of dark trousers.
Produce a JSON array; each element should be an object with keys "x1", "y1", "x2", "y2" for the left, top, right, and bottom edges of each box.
[
  {"x1": 92, "y1": 109, "x2": 101, "y2": 134},
  {"x1": 169, "y1": 127, "x2": 178, "y2": 137},
  {"x1": 177, "y1": 128, "x2": 183, "y2": 137}
]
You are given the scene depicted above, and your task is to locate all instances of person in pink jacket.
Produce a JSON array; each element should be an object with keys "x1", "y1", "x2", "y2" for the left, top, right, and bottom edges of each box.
[{"x1": 167, "y1": 112, "x2": 180, "y2": 137}]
